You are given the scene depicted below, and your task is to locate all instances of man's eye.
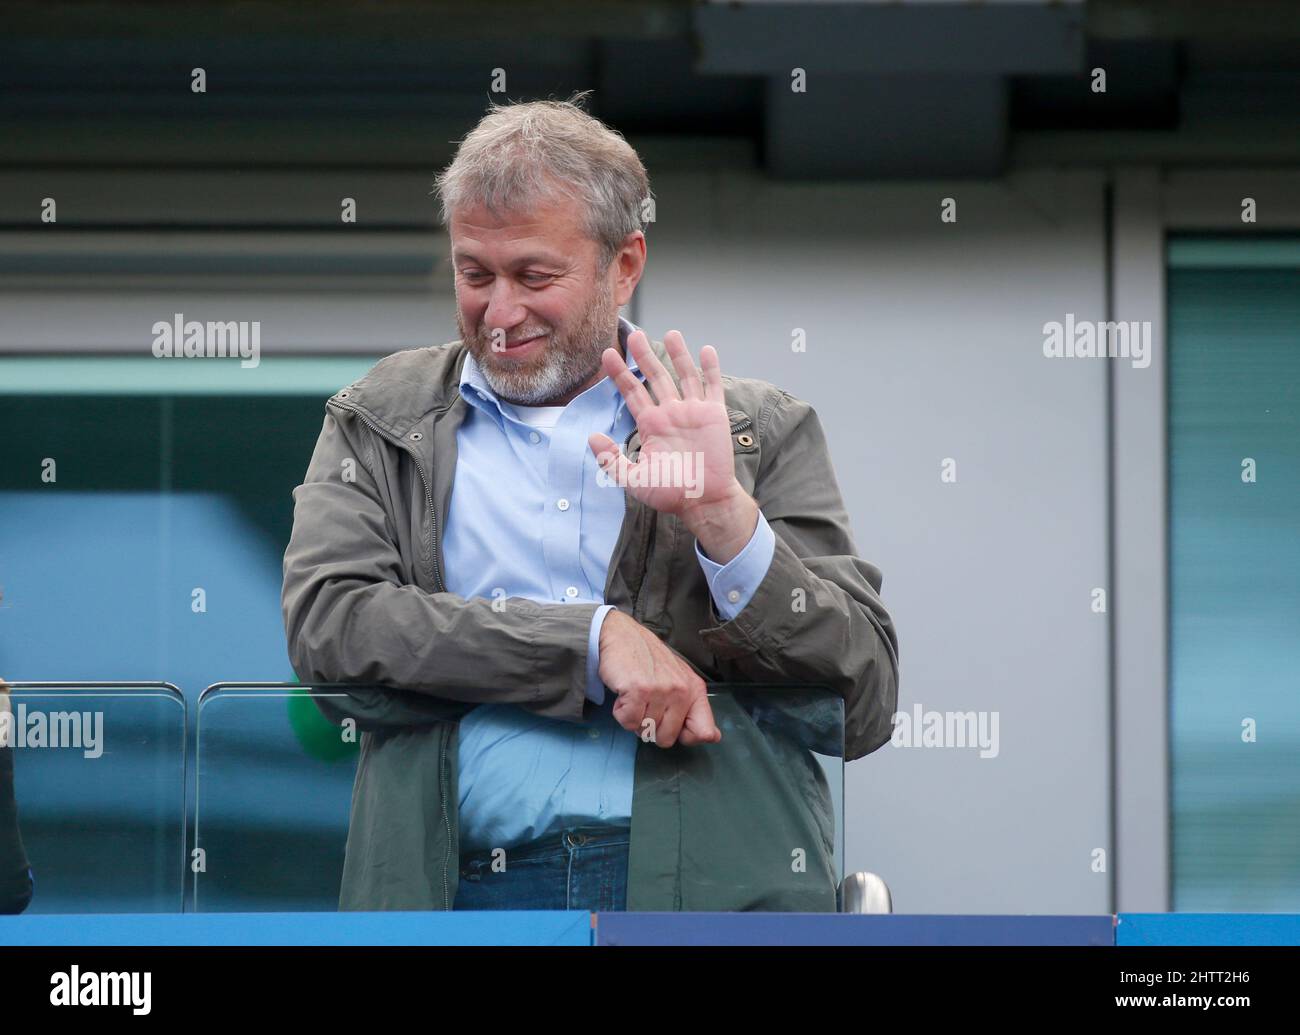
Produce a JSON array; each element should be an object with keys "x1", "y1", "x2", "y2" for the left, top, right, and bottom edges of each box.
[
  {"x1": 460, "y1": 270, "x2": 489, "y2": 283},
  {"x1": 521, "y1": 272, "x2": 552, "y2": 284}
]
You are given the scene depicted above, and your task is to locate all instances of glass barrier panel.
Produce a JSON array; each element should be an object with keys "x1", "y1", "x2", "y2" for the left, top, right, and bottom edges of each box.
[
  {"x1": 192, "y1": 684, "x2": 358, "y2": 912},
  {"x1": 193, "y1": 682, "x2": 843, "y2": 912},
  {"x1": 0, "y1": 683, "x2": 186, "y2": 914}
]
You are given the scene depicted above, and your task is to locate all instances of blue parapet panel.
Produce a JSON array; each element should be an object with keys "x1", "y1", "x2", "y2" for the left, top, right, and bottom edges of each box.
[
  {"x1": 0, "y1": 911, "x2": 593, "y2": 946},
  {"x1": 595, "y1": 913, "x2": 1114, "y2": 946},
  {"x1": 1117, "y1": 914, "x2": 1300, "y2": 946}
]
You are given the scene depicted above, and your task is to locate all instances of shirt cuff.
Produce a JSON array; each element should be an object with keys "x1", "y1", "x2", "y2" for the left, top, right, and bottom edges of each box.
[
  {"x1": 695, "y1": 510, "x2": 776, "y2": 622},
  {"x1": 585, "y1": 604, "x2": 616, "y2": 705}
]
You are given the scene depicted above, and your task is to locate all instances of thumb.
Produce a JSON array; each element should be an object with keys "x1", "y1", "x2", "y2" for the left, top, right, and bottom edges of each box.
[
  {"x1": 588, "y1": 431, "x2": 617, "y2": 460},
  {"x1": 588, "y1": 433, "x2": 635, "y2": 486}
]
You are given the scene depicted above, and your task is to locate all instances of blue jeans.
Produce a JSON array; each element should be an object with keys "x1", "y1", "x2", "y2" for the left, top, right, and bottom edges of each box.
[{"x1": 452, "y1": 824, "x2": 630, "y2": 911}]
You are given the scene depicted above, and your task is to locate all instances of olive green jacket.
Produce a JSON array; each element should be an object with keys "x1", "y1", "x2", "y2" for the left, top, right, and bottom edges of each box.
[{"x1": 280, "y1": 334, "x2": 899, "y2": 911}]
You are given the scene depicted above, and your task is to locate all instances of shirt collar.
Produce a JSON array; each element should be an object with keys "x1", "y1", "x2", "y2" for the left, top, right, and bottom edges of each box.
[{"x1": 459, "y1": 315, "x2": 645, "y2": 426}]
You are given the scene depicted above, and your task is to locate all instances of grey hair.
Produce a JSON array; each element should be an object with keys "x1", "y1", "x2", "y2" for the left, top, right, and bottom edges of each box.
[{"x1": 434, "y1": 92, "x2": 651, "y2": 269}]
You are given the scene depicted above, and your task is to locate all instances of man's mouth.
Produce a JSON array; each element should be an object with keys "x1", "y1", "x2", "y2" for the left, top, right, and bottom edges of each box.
[{"x1": 502, "y1": 334, "x2": 546, "y2": 353}]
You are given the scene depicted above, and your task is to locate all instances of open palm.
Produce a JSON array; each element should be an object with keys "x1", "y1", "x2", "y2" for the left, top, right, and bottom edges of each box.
[{"x1": 588, "y1": 329, "x2": 739, "y2": 518}]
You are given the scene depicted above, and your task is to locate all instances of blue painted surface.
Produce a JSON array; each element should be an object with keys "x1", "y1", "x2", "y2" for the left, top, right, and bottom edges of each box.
[
  {"x1": 595, "y1": 913, "x2": 1115, "y2": 946},
  {"x1": 7, "y1": 912, "x2": 1299, "y2": 946},
  {"x1": 1117, "y1": 914, "x2": 1300, "y2": 946},
  {"x1": 0, "y1": 911, "x2": 593, "y2": 946}
]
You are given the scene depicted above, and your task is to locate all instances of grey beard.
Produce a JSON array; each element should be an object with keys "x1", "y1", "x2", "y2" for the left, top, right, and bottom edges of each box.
[
  {"x1": 459, "y1": 290, "x2": 619, "y2": 406},
  {"x1": 478, "y1": 339, "x2": 604, "y2": 406}
]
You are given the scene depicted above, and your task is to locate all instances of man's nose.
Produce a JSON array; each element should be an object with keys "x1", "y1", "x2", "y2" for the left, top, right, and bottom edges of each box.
[{"x1": 483, "y1": 279, "x2": 526, "y2": 334}]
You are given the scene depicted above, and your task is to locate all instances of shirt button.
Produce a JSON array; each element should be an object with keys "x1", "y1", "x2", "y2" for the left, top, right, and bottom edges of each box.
[
  {"x1": 588, "y1": 728, "x2": 601, "y2": 740},
  {"x1": 556, "y1": 498, "x2": 570, "y2": 511},
  {"x1": 727, "y1": 589, "x2": 741, "y2": 604},
  {"x1": 565, "y1": 586, "x2": 579, "y2": 598},
  {"x1": 529, "y1": 431, "x2": 541, "y2": 444}
]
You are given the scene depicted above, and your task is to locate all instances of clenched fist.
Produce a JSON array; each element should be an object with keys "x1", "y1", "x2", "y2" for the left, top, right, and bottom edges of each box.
[{"x1": 597, "y1": 609, "x2": 722, "y2": 748}]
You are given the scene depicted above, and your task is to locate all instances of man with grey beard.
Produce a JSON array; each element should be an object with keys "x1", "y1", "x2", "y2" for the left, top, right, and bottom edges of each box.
[{"x1": 282, "y1": 94, "x2": 899, "y2": 912}]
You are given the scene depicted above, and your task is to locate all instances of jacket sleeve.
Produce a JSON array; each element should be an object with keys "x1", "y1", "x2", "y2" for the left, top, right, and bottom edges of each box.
[
  {"x1": 698, "y1": 390, "x2": 900, "y2": 761},
  {"x1": 281, "y1": 406, "x2": 600, "y2": 723},
  {"x1": 310, "y1": 683, "x2": 474, "y2": 732}
]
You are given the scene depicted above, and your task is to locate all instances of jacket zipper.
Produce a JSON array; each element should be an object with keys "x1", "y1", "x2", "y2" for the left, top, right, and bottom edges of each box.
[
  {"x1": 329, "y1": 398, "x2": 453, "y2": 909},
  {"x1": 622, "y1": 427, "x2": 656, "y2": 623}
]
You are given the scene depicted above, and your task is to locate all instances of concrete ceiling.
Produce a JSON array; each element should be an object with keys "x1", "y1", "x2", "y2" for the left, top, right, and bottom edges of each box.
[{"x1": 0, "y1": 1, "x2": 1297, "y2": 176}]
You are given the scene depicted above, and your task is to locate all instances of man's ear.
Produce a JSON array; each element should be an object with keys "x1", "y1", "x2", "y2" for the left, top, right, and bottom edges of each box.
[{"x1": 611, "y1": 231, "x2": 646, "y2": 307}]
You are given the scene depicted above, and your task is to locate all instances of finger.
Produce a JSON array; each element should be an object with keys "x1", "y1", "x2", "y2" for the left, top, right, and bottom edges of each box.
[
  {"x1": 655, "y1": 700, "x2": 688, "y2": 748},
  {"x1": 627, "y1": 328, "x2": 678, "y2": 405},
  {"x1": 682, "y1": 694, "x2": 722, "y2": 744},
  {"x1": 601, "y1": 346, "x2": 655, "y2": 423},
  {"x1": 700, "y1": 345, "x2": 725, "y2": 405},
  {"x1": 589, "y1": 430, "x2": 618, "y2": 458},
  {"x1": 640, "y1": 705, "x2": 667, "y2": 746},
  {"x1": 589, "y1": 433, "x2": 639, "y2": 492},
  {"x1": 678, "y1": 721, "x2": 709, "y2": 747},
  {"x1": 612, "y1": 693, "x2": 647, "y2": 736},
  {"x1": 665, "y1": 331, "x2": 704, "y2": 402}
]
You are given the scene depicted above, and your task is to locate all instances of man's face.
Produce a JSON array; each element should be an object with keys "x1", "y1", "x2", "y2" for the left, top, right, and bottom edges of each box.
[{"x1": 450, "y1": 193, "x2": 621, "y2": 406}]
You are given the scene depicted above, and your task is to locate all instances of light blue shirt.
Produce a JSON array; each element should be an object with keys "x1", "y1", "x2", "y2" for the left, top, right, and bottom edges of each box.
[{"x1": 446, "y1": 316, "x2": 776, "y2": 852}]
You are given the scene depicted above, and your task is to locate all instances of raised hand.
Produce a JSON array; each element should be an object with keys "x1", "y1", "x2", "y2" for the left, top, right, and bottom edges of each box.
[{"x1": 588, "y1": 329, "x2": 758, "y2": 563}]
